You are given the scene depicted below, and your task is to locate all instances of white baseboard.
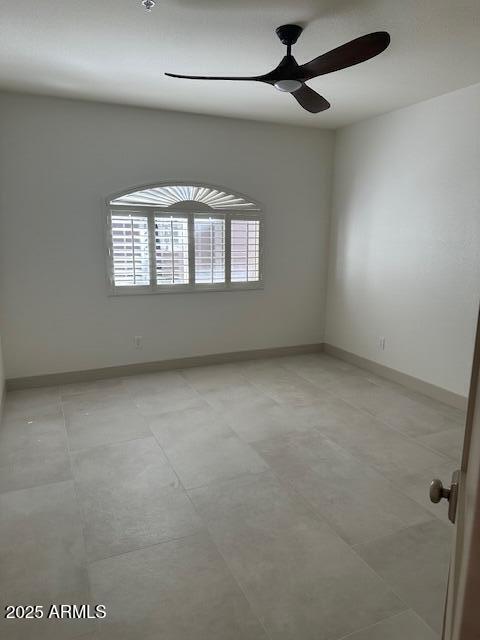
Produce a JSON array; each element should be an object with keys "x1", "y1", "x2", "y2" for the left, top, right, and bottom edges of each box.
[
  {"x1": 324, "y1": 343, "x2": 467, "y2": 411},
  {"x1": 6, "y1": 343, "x2": 325, "y2": 391},
  {"x1": 6, "y1": 342, "x2": 467, "y2": 412}
]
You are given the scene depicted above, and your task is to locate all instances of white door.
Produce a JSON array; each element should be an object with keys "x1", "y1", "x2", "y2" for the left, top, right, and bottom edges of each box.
[{"x1": 438, "y1": 306, "x2": 480, "y2": 640}]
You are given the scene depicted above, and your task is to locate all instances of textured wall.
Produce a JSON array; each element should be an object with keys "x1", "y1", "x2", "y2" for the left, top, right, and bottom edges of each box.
[
  {"x1": 0, "y1": 92, "x2": 334, "y2": 378},
  {"x1": 326, "y1": 83, "x2": 480, "y2": 396}
]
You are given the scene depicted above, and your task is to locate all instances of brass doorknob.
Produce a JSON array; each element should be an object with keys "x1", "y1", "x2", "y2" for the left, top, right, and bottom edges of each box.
[{"x1": 429, "y1": 478, "x2": 451, "y2": 504}]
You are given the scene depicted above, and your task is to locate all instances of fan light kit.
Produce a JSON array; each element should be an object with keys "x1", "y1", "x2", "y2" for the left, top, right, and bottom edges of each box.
[
  {"x1": 166, "y1": 24, "x2": 390, "y2": 113},
  {"x1": 274, "y1": 79, "x2": 303, "y2": 93}
]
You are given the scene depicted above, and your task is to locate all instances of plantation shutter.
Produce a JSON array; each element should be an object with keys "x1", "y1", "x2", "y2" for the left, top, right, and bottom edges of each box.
[
  {"x1": 231, "y1": 219, "x2": 260, "y2": 282},
  {"x1": 111, "y1": 214, "x2": 150, "y2": 286},
  {"x1": 194, "y1": 217, "x2": 225, "y2": 284},
  {"x1": 108, "y1": 187, "x2": 263, "y2": 293},
  {"x1": 154, "y1": 216, "x2": 189, "y2": 285}
]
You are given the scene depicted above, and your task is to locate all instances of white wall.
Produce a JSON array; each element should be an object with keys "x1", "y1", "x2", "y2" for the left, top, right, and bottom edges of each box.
[
  {"x1": 0, "y1": 92, "x2": 334, "y2": 379},
  {"x1": 326, "y1": 83, "x2": 480, "y2": 397}
]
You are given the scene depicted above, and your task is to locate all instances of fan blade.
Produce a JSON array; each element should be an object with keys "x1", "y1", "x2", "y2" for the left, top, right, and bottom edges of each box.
[
  {"x1": 165, "y1": 72, "x2": 263, "y2": 82},
  {"x1": 292, "y1": 85, "x2": 330, "y2": 113},
  {"x1": 300, "y1": 31, "x2": 390, "y2": 80}
]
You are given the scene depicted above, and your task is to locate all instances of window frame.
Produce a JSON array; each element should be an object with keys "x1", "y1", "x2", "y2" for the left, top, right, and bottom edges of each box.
[{"x1": 105, "y1": 184, "x2": 264, "y2": 296}]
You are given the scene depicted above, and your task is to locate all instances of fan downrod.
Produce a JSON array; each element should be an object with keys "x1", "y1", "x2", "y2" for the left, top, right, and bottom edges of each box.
[{"x1": 275, "y1": 24, "x2": 303, "y2": 47}]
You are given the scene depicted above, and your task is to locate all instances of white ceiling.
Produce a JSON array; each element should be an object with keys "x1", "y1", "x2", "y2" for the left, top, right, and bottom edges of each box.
[{"x1": 1, "y1": 0, "x2": 479, "y2": 129}]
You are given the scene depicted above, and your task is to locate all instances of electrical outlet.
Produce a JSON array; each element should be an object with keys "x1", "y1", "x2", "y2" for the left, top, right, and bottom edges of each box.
[
  {"x1": 134, "y1": 336, "x2": 143, "y2": 349},
  {"x1": 378, "y1": 336, "x2": 386, "y2": 351}
]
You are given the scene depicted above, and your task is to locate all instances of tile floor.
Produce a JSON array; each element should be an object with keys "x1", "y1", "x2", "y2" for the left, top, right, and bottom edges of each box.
[{"x1": 0, "y1": 353, "x2": 465, "y2": 639}]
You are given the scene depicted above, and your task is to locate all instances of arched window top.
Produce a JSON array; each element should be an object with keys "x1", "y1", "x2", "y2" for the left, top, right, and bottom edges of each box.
[{"x1": 110, "y1": 182, "x2": 261, "y2": 212}]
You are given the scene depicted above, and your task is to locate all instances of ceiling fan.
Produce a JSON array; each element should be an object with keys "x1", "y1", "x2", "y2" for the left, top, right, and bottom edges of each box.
[{"x1": 165, "y1": 25, "x2": 390, "y2": 114}]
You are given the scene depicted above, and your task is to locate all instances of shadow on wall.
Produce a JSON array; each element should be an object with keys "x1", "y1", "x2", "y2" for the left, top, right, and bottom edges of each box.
[{"x1": 173, "y1": 0, "x2": 366, "y2": 20}]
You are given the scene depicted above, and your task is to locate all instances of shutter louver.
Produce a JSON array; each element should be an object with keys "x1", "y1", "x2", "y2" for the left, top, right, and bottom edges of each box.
[
  {"x1": 231, "y1": 219, "x2": 260, "y2": 282},
  {"x1": 111, "y1": 185, "x2": 259, "y2": 210},
  {"x1": 154, "y1": 216, "x2": 189, "y2": 285},
  {"x1": 194, "y1": 218, "x2": 225, "y2": 284},
  {"x1": 111, "y1": 214, "x2": 150, "y2": 286}
]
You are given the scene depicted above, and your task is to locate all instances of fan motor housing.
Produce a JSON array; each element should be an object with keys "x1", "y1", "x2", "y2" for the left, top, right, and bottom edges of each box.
[{"x1": 275, "y1": 24, "x2": 303, "y2": 47}]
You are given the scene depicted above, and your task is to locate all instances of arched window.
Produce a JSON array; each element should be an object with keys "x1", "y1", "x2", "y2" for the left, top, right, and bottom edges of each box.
[{"x1": 106, "y1": 183, "x2": 264, "y2": 294}]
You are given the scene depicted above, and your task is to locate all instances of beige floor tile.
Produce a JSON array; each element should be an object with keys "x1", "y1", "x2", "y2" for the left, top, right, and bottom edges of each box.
[
  {"x1": 254, "y1": 431, "x2": 432, "y2": 545},
  {"x1": 311, "y1": 398, "x2": 449, "y2": 478},
  {"x1": 180, "y1": 363, "x2": 248, "y2": 392},
  {"x1": 281, "y1": 353, "x2": 358, "y2": 374},
  {"x1": 339, "y1": 610, "x2": 438, "y2": 640},
  {"x1": 61, "y1": 377, "x2": 126, "y2": 398},
  {"x1": 224, "y1": 398, "x2": 319, "y2": 443},
  {"x1": 72, "y1": 437, "x2": 203, "y2": 561},
  {"x1": 62, "y1": 389, "x2": 134, "y2": 415},
  {"x1": 65, "y1": 403, "x2": 150, "y2": 451},
  {"x1": 368, "y1": 392, "x2": 464, "y2": 438},
  {"x1": 0, "y1": 412, "x2": 70, "y2": 493},
  {"x1": 123, "y1": 370, "x2": 189, "y2": 395},
  {"x1": 3, "y1": 386, "x2": 61, "y2": 420},
  {"x1": 1, "y1": 355, "x2": 457, "y2": 640},
  {"x1": 89, "y1": 534, "x2": 268, "y2": 640},
  {"x1": 275, "y1": 392, "x2": 365, "y2": 431},
  {"x1": 285, "y1": 392, "x2": 361, "y2": 429},
  {"x1": 354, "y1": 520, "x2": 452, "y2": 633},
  {"x1": 247, "y1": 367, "x2": 325, "y2": 406},
  {"x1": 239, "y1": 357, "x2": 289, "y2": 373},
  {"x1": 133, "y1": 386, "x2": 207, "y2": 416},
  {"x1": 190, "y1": 472, "x2": 405, "y2": 640},
  {"x1": 202, "y1": 382, "x2": 272, "y2": 412},
  {"x1": 310, "y1": 361, "x2": 465, "y2": 439},
  {"x1": 149, "y1": 407, "x2": 269, "y2": 489},
  {"x1": 416, "y1": 428, "x2": 464, "y2": 463},
  {"x1": 322, "y1": 374, "x2": 408, "y2": 413},
  {"x1": 0, "y1": 481, "x2": 93, "y2": 640},
  {"x1": 282, "y1": 354, "x2": 364, "y2": 389}
]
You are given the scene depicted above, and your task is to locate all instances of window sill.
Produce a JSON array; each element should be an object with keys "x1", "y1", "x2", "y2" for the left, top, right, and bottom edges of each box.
[{"x1": 108, "y1": 282, "x2": 264, "y2": 296}]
